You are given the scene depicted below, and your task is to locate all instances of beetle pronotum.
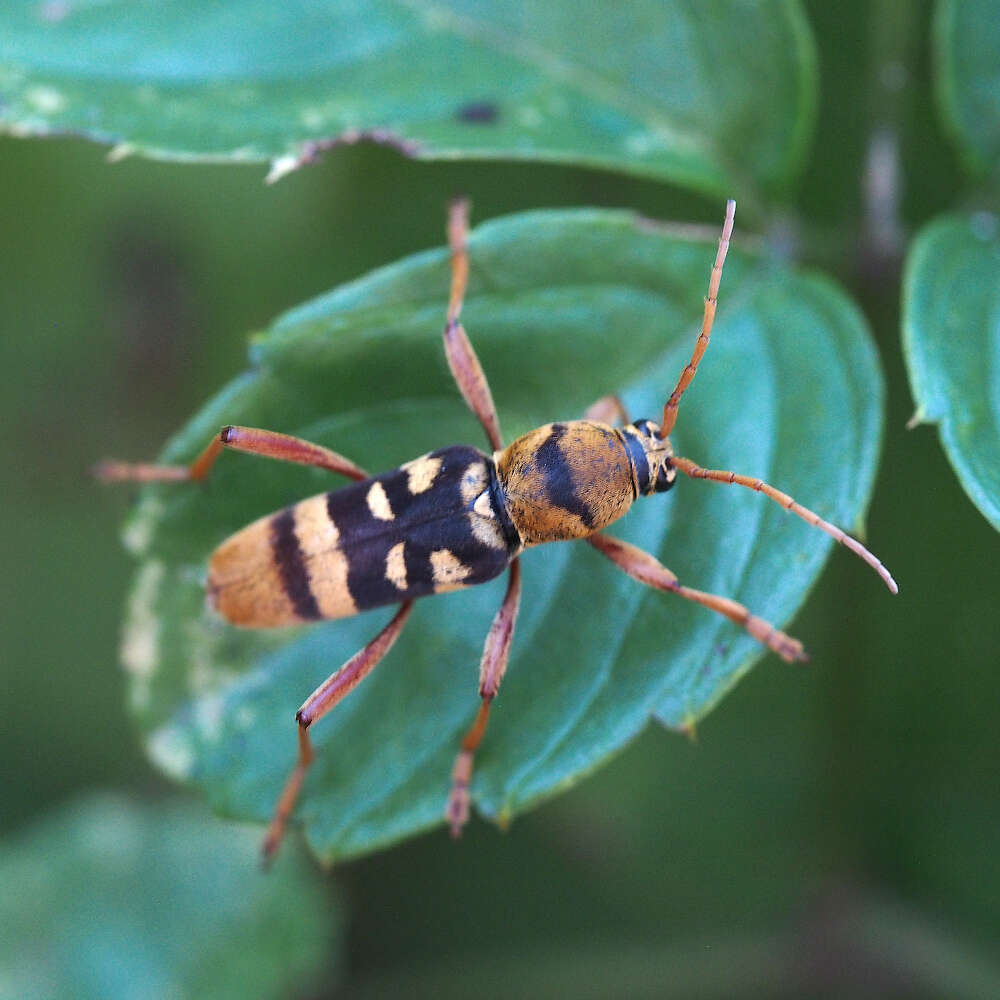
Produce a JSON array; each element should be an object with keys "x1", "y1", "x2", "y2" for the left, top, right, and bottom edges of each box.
[{"x1": 98, "y1": 200, "x2": 896, "y2": 860}]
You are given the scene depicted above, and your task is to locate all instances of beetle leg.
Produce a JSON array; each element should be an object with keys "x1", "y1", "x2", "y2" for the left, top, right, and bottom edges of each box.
[
  {"x1": 670, "y1": 456, "x2": 898, "y2": 594},
  {"x1": 261, "y1": 600, "x2": 414, "y2": 863},
  {"x1": 587, "y1": 532, "x2": 808, "y2": 663},
  {"x1": 447, "y1": 557, "x2": 522, "y2": 837},
  {"x1": 583, "y1": 395, "x2": 630, "y2": 426},
  {"x1": 94, "y1": 425, "x2": 369, "y2": 484},
  {"x1": 442, "y1": 199, "x2": 504, "y2": 452}
]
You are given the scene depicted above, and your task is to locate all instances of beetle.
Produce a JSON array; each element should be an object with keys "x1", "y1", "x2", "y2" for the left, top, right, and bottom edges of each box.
[{"x1": 97, "y1": 200, "x2": 897, "y2": 860}]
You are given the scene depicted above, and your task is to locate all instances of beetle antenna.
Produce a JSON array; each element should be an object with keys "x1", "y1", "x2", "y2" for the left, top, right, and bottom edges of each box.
[
  {"x1": 670, "y1": 455, "x2": 898, "y2": 594},
  {"x1": 659, "y1": 199, "x2": 736, "y2": 439}
]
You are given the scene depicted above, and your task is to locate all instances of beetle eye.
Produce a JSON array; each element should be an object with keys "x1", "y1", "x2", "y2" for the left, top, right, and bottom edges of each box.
[{"x1": 654, "y1": 462, "x2": 675, "y2": 493}]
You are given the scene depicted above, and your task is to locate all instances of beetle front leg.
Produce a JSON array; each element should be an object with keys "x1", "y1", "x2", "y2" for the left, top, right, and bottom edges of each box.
[
  {"x1": 447, "y1": 558, "x2": 522, "y2": 836},
  {"x1": 587, "y1": 532, "x2": 807, "y2": 663},
  {"x1": 262, "y1": 600, "x2": 414, "y2": 863},
  {"x1": 94, "y1": 425, "x2": 369, "y2": 484},
  {"x1": 442, "y1": 199, "x2": 505, "y2": 452}
]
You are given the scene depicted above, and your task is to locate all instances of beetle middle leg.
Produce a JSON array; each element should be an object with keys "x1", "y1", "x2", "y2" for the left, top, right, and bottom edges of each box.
[
  {"x1": 94, "y1": 425, "x2": 369, "y2": 484},
  {"x1": 442, "y1": 199, "x2": 504, "y2": 453},
  {"x1": 587, "y1": 532, "x2": 807, "y2": 663},
  {"x1": 446, "y1": 557, "x2": 522, "y2": 836},
  {"x1": 261, "y1": 600, "x2": 414, "y2": 863}
]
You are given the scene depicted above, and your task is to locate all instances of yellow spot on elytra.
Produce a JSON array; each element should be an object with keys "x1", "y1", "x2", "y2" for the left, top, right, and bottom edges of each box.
[
  {"x1": 385, "y1": 541, "x2": 408, "y2": 591},
  {"x1": 460, "y1": 462, "x2": 489, "y2": 503},
  {"x1": 468, "y1": 511, "x2": 506, "y2": 551},
  {"x1": 366, "y1": 481, "x2": 394, "y2": 521},
  {"x1": 431, "y1": 549, "x2": 472, "y2": 592},
  {"x1": 404, "y1": 455, "x2": 443, "y2": 494},
  {"x1": 472, "y1": 491, "x2": 494, "y2": 518},
  {"x1": 294, "y1": 494, "x2": 356, "y2": 619},
  {"x1": 294, "y1": 494, "x2": 340, "y2": 557}
]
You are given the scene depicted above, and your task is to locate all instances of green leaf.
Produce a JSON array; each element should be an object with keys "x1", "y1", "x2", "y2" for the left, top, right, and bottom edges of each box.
[
  {"x1": 934, "y1": 0, "x2": 1000, "y2": 173},
  {"x1": 118, "y1": 208, "x2": 885, "y2": 862},
  {"x1": 903, "y1": 213, "x2": 1000, "y2": 530},
  {"x1": 0, "y1": 1, "x2": 816, "y2": 198},
  {"x1": 0, "y1": 794, "x2": 338, "y2": 1000}
]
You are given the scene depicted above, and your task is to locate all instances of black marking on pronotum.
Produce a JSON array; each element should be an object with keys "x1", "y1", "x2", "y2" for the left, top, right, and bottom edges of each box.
[
  {"x1": 620, "y1": 427, "x2": 651, "y2": 497},
  {"x1": 269, "y1": 508, "x2": 322, "y2": 620},
  {"x1": 455, "y1": 101, "x2": 499, "y2": 124},
  {"x1": 536, "y1": 423, "x2": 596, "y2": 529}
]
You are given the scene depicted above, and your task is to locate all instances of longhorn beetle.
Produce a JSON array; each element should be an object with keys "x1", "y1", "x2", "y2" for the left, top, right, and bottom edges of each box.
[{"x1": 97, "y1": 200, "x2": 897, "y2": 861}]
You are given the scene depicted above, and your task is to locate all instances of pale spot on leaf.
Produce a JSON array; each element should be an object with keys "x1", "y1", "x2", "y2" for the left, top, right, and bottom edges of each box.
[
  {"x1": 147, "y1": 725, "x2": 195, "y2": 780},
  {"x1": 121, "y1": 560, "x2": 164, "y2": 695},
  {"x1": 25, "y1": 84, "x2": 66, "y2": 114},
  {"x1": 266, "y1": 155, "x2": 299, "y2": 184},
  {"x1": 517, "y1": 106, "x2": 543, "y2": 128}
]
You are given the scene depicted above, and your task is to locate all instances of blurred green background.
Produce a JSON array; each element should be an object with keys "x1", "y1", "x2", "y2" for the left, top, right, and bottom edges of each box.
[{"x1": 2, "y1": 1, "x2": 999, "y2": 997}]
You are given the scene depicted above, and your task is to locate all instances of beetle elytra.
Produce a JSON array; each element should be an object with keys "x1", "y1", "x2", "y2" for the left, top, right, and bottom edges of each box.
[{"x1": 98, "y1": 200, "x2": 897, "y2": 860}]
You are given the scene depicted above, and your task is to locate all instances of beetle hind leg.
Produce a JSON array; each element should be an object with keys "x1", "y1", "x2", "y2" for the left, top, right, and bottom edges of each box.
[
  {"x1": 447, "y1": 558, "x2": 522, "y2": 836},
  {"x1": 587, "y1": 532, "x2": 807, "y2": 663},
  {"x1": 262, "y1": 600, "x2": 414, "y2": 864}
]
